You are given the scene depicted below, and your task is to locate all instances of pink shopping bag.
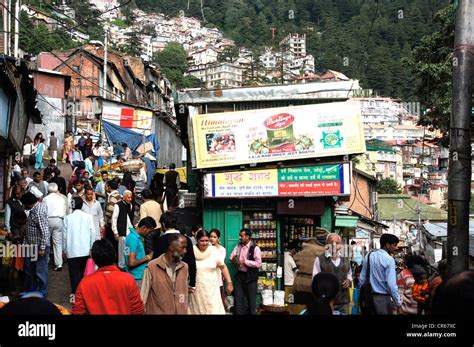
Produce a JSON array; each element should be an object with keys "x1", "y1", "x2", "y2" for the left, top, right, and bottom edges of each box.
[{"x1": 84, "y1": 257, "x2": 96, "y2": 276}]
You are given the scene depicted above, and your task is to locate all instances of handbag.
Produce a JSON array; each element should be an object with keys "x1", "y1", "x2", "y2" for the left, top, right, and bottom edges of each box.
[
  {"x1": 359, "y1": 252, "x2": 376, "y2": 315},
  {"x1": 84, "y1": 257, "x2": 96, "y2": 276}
]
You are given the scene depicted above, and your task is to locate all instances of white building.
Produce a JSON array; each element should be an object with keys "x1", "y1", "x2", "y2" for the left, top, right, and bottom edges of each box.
[
  {"x1": 364, "y1": 124, "x2": 434, "y2": 141},
  {"x1": 365, "y1": 150, "x2": 404, "y2": 187},
  {"x1": 257, "y1": 33, "x2": 315, "y2": 83},
  {"x1": 189, "y1": 39, "x2": 209, "y2": 51},
  {"x1": 140, "y1": 35, "x2": 153, "y2": 58},
  {"x1": 188, "y1": 62, "x2": 243, "y2": 89},
  {"x1": 188, "y1": 47, "x2": 219, "y2": 67},
  {"x1": 356, "y1": 97, "x2": 412, "y2": 124},
  {"x1": 108, "y1": 25, "x2": 132, "y2": 46},
  {"x1": 260, "y1": 48, "x2": 280, "y2": 69},
  {"x1": 89, "y1": 0, "x2": 120, "y2": 19},
  {"x1": 187, "y1": 65, "x2": 207, "y2": 82},
  {"x1": 280, "y1": 33, "x2": 307, "y2": 59}
]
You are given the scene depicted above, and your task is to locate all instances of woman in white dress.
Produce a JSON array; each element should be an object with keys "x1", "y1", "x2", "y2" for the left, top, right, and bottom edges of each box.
[
  {"x1": 188, "y1": 230, "x2": 233, "y2": 314},
  {"x1": 209, "y1": 229, "x2": 226, "y2": 302}
]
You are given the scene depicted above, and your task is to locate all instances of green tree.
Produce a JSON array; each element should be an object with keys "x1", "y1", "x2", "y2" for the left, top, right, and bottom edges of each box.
[
  {"x1": 404, "y1": 4, "x2": 455, "y2": 139},
  {"x1": 135, "y1": 0, "x2": 448, "y2": 97},
  {"x1": 153, "y1": 42, "x2": 188, "y2": 87},
  {"x1": 182, "y1": 75, "x2": 205, "y2": 88},
  {"x1": 120, "y1": 0, "x2": 137, "y2": 25},
  {"x1": 125, "y1": 30, "x2": 143, "y2": 57},
  {"x1": 376, "y1": 178, "x2": 402, "y2": 194},
  {"x1": 70, "y1": 1, "x2": 104, "y2": 40},
  {"x1": 19, "y1": 10, "x2": 78, "y2": 55},
  {"x1": 217, "y1": 46, "x2": 239, "y2": 63}
]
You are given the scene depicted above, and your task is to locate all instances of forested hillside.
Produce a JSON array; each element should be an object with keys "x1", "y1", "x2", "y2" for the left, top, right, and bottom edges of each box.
[{"x1": 136, "y1": 0, "x2": 450, "y2": 100}]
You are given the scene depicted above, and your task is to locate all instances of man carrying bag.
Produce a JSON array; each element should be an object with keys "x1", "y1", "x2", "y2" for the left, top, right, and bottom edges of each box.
[{"x1": 359, "y1": 234, "x2": 402, "y2": 315}]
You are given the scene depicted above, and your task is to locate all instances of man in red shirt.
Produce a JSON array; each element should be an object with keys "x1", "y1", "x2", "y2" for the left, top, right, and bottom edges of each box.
[{"x1": 72, "y1": 239, "x2": 144, "y2": 315}]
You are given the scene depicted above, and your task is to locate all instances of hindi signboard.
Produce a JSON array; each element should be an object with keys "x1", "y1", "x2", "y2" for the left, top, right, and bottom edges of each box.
[
  {"x1": 204, "y1": 163, "x2": 350, "y2": 198},
  {"x1": 102, "y1": 104, "x2": 153, "y2": 134},
  {"x1": 192, "y1": 101, "x2": 365, "y2": 169}
]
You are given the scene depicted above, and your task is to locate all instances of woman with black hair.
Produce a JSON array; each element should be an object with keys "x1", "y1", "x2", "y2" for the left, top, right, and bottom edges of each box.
[
  {"x1": 34, "y1": 139, "x2": 46, "y2": 169},
  {"x1": 188, "y1": 229, "x2": 233, "y2": 314},
  {"x1": 209, "y1": 229, "x2": 226, "y2": 302},
  {"x1": 305, "y1": 272, "x2": 341, "y2": 315},
  {"x1": 33, "y1": 133, "x2": 43, "y2": 146}
]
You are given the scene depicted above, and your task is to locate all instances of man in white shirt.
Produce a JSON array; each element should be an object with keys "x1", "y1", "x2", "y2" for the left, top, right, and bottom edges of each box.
[
  {"x1": 84, "y1": 154, "x2": 94, "y2": 177},
  {"x1": 122, "y1": 143, "x2": 133, "y2": 160},
  {"x1": 70, "y1": 145, "x2": 84, "y2": 168},
  {"x1": 28, "y1": 172, "x2": 48, "y2": 201},
  {"x1": 112, "y1": 190, "x2": 134, "y2": 269},
  {"x1": 63, "y1": 197, "x2": 96, "y2": 294},
  {"x1": 23, "y1": 141, "x2": 34, "y2": 168},
  {"x1": 82, "y1": 187, "x2": 104, "y2": 240},
  {"x1": 11, "y1": 161, "x2": 22, "y2": 183},
  {"x1": 284, "y1": 243, "x2": 298, "y2": 287},
  {"x1": 44, "y1": 183, "x2": 67, "y2": 271},
  {"x1": 22, "y1": 169, "x2": 33, "y2": 185}
]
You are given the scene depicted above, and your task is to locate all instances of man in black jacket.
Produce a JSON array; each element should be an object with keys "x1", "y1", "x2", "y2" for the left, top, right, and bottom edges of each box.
[
  {"x1": 112, "y1": 190, "x2": 134, "y2": 270},
  {"x1": 49, "y1": 169, "x2": 67, "y2": 196},
  {"x1": 152, "y1": 212, "x2": 196, "y2": 289},
  {"x1": 163, "y1": 163, "x2": 179, "y2": 209}
]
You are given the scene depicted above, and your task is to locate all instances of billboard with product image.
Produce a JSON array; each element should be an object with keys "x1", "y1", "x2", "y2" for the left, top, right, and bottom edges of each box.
[{"x1": 191, "y1": 101, "x2": 365, "y2": 169}]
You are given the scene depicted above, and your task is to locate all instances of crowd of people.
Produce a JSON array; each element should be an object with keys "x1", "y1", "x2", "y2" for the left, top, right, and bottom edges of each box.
[{"x1": 1, "y1": 131, "x2": 473, "y2": 315}]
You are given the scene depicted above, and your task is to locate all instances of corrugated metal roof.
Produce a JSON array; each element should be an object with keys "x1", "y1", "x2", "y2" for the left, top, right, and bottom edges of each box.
[
  {"x1": 423, "y1": 222, "x2": 474, "y2": 238},
  {"x1": 177, "y1": 80, "x2": 359, "y2": 104},
  {"x1": 423, "y1": 222, "x2": 474, "y2": 257}
]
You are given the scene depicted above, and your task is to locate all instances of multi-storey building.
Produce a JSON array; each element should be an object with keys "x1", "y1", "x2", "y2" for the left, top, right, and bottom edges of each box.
[
  {"x1": 280, "y1": 33, "x2": 307, "y2": 59},
  {"x1": 189, "y1": 62, "x2": 243, "y2": 89},
  {"x1": 356, "y1": 97, "x2": 413, "y2": 124}
]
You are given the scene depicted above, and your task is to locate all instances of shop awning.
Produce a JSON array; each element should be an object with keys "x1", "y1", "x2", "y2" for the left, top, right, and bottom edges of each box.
[
  {"x1": 335, "y1": 216, "x2": 359, "y2": 228},
  {"x1": 357, "y1": 221, "x2": 376, "y2": 233}
]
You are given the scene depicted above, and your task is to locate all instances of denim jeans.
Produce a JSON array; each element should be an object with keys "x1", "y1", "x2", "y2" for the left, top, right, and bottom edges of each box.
[{"x1": 24, "y1": 246, "x2": 50, "y2": 296}]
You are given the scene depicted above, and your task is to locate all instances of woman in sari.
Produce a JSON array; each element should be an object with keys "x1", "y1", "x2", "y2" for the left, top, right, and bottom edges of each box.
[
  {"x1": 188, "y1": 230, "x2": 233, "y2": 314},
  {"x1": 34, "y1": 139, "x2": 46, "y2": 169},
  {"x1": 63, "y1": 132, "x2": 74, "y2": 163}
]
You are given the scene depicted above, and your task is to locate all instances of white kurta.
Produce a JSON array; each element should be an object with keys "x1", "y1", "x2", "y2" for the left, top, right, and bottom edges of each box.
[{"x1": 188, "y1": 247, "x2": 225, "y2": 315}]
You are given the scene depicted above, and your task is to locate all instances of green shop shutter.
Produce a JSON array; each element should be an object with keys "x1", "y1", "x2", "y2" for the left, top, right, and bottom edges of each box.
[
  {"x1": 224, "y1": 211, "x2": 242, "y2": 263},
  {"x1": 321, "y1": 205, "x2": 333, "y2": 232},
  {"x1": 203, "y1": 209, "x2": 225, "y2": 234}
]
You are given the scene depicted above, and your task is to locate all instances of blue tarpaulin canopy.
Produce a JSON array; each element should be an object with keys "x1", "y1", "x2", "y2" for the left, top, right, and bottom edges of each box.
[
  {"x1": 101, "y1": 121, "x2": 160, "y2": 153},
  {"x1": 102, "y1": 120, "x2": 160, "y2": 186}
]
